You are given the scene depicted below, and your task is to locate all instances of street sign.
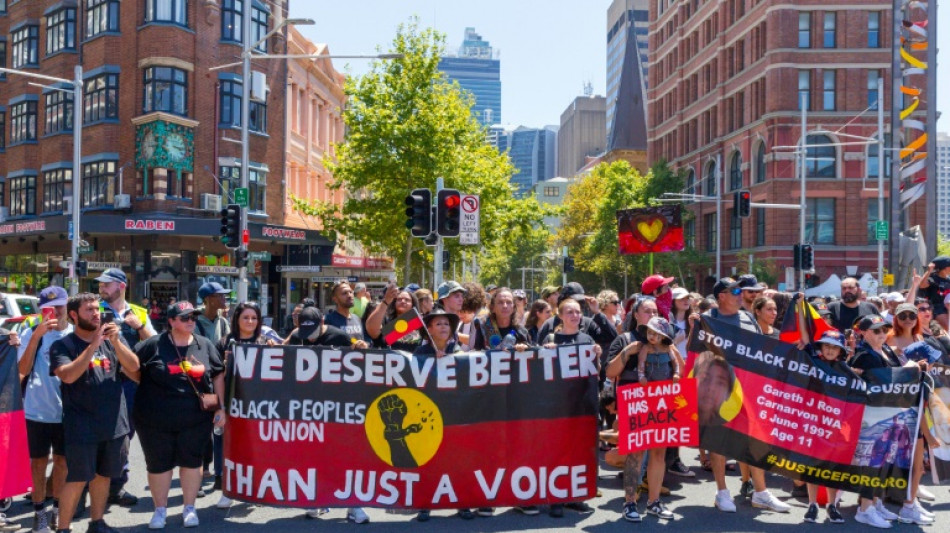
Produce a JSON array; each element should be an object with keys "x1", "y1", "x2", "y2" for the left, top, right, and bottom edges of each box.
[
  {"x1": 234, "y1": 187, "x2": 249, "y2": 207},
  {"x1": 68, "y1": 221, "x2": 74, "y2": 240},
  {"x1": 883, "y1": 273, "x2": 894, "y2": 286},
  {"x1": 459, "y1": 194, "x2": 480, "y2": 245},
  {"x1": 249, "y1": 251, "x2": 271, "y2": 262},
  {"x1": 78, "y1": 245, "x2": 94, "y2": 255},
  {"x1": 875, "y1": 219, "x2": 888, "y2": 241}
]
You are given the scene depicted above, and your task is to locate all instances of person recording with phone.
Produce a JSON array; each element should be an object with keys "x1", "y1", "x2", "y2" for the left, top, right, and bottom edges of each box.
[{"x1": 49, "y1": 293, "x2": 141, "y2": 533}]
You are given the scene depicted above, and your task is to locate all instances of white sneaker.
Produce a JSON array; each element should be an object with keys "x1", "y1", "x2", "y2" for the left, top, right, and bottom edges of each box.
[
  {"x1": 898, "y1": 504, "x2": 935, "y2": 525},
  {"x1": 913, "y1": 499, "x2": 935, "y2": 519},
  {"x1": 917, "y1": 485, "x2": 936, "y2": 502},
  {"x1": 148, "y1": 507, "x2": 167, "y2": 530},
  {"x1": 714, "y1": 489, "x2": 736, "y2": 512},
  {"x1": 873, "y1": 499, "x2": 898, "y2": 521},
  {"x1": 751, "y1": 490, "x2": 791, "y2": 513},
  {"x1": 347, "y1": 507, "x2": 370, "y2": 524},
  {"x1": 305, "y1": 508, "x2": 329, "y2": 519},
  {"x1": 215, "y1": 495, "x2": 233, "y2": 509},
  {"x1": 856, "y1": 507, "x2": 893, "y2": 529},
  {"x1": 183, "y1": 506, "x2": 199, "y2": 528}
]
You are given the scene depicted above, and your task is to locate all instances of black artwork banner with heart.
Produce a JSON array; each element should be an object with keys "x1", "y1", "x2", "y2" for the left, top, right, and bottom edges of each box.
[{"x1": 617, "y1": 205, "x2": 684, "y2": 254}]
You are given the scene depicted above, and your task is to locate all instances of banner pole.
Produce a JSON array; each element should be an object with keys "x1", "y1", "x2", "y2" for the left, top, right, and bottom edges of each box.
[{"x1": 649, "y1": 252, "x2": 654, "y2": 276}]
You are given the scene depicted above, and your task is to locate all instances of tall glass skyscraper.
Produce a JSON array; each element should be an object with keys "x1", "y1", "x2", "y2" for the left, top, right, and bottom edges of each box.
[
  {"x1": 606, "y1": 0, "x2": 649, "y2": 152},
  {"x1": 507, "y1": 126, "x2": 558, "y2": 196},
  {"x1": 438, "y1": 28, "x2": 501, "y2": 127}
]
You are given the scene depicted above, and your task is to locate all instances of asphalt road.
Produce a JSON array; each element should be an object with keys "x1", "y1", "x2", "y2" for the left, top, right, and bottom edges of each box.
[{"x1": 3, "y1": 443, "x2": 947, "y2": 532}]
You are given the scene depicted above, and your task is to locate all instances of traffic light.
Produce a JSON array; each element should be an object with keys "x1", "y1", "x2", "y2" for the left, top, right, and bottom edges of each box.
[
  {"x1": 793, "y1": 244, "x2": 801, "y2": 270},
  {"x1": 76, "y1": 260, "x2": 88, "y2": 277},
  {"x1": 735, "y1": 190, "x2": 751, "y2": 218},
  {"x1": 235, "y1": 249, "x2": 248, "y2": 269},
  {"x1": 436, "y1": 189, "x2": 461, "y2": 237},
  {"x1": 563, "y1": 256, "x2": 575, "y2": 273},
  {"x1": 220, "y1": 204, "x2": 241, "y2": 249},
  {"x1": 404, "y1": 188, "x2": 432, "y2": 237},
  {"x1": 800, "y1": 244, "x2": 815, "y2": 273}
]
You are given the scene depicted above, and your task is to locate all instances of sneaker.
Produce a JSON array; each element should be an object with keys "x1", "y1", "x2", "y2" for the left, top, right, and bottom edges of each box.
[
  {"x1": 305, "y1": 508, "x2": 329, "y2": 519},
  {"x1": 183, "y1": 506, "x2": 199, "y2": 528},
  {"x1": 739, "y1": 479, "x2": 754, "y2": 499},
  {"x1": 667, "y1": 459, "x2": 695, "y2": 478},
  {"x1": 548, "y1": 504, "x2": 564, "y2": 518},
  {"x1": 913, "y1": 500, "x2": 935, "y2": 519},
  {"x1": 804, "y1": 502, "x2": 819, "y2": 523},
  {"x1": 457, "y1": 509, "x2": 475, "y2": 520},
  {"x1": 622, "y1": 502, "x2": 642, "y2": 522},
  {"x1": 646, "y1": 499, "x2": 674, "y2": 520},
  {"x1": 715, "y1": 489, "x2": 736, "y2": 512},
  {"x1": 751, "y1": 490, "x2": 791, "y2": 513},
  {"x1": 564, "y1": 501, "x2": 594, "y2": 514},
  {"x1": 0, "y1": 514, "x2": 18, "y2": 531},
  {"x1": 898, "y1": 504, "x2": 935, "y2": 525},
  {"x1": 826, "y1": 503, "x2": 845, "y2": 524},
  {"x1": 917, "y1": 486, "x2": 935, "y2": 501},
  {"x1": 514, "y1": 506, "x2": 539, "y2": 515},
  {"x1": 215, "y1": 495, "x2": 233, "y2": 509},
  {"x1": 148, "y1": 507, "x2": 167, "y2": 530},
  {"x1": 476, "y1": 507, "x2": 494, "y2": 517},
  {"x1": 87, "y1": 519, "x2": 119, "y2": 533},
  {"x1": 873, "y1": 500, "x2": 898, "y2": 521},
  {"x1": 33, "y1": 510, "x2": 51, "y2": 533},
  {"x1": 346, "y1": 508, "x2": 369, "y2": 524},
  {"x1": 791, "y1": 483, "x2": 808, "y2": 498},
  {"x1": 106, "y1": 490, "x2": 138, "y2": 507},
  {"x1": 195, "y1": 489, "x2": 206, "y2": 499},
  {"x1": 416, "y1": 510, "x2": 430, "y2": 522},
  {"x1": 855, "y1": 507, "x2": 893, "y2": 529}
]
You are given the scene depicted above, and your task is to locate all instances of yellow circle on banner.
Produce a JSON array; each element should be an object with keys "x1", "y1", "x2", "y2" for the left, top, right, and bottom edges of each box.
[
  {"x1": 394, "y1": 320, "x2": 408, "y2": 333},
  {"x1": 364, "y1": 388, "x2": 443, "y2": 467}
]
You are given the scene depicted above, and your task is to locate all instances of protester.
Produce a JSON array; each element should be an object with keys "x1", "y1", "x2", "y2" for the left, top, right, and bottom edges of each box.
[
  {"x1": 285, "y1": 307, "x2": 368, "y2": 351},
  {"x1": 351, "y1": 283, "x2": 370, "y2": 319},
  {"x1": 918, "y1": 257, "x2": 950, "y2": 330},
  {"x1": 737, "y1": 274, "x2": 766, "y2": 312},
  {"x1": 133, "y1": 301, "x2": 225, "y2": 529},
  {"x1": 752, "y1": 296, "x2": 779, "y2": 339},
  {"x1": 194, "y1": 282, "x2": 230, "y2": 345},
  {"x1": 524, "y1": 300, "x2": 552, "y2": 345},
  {"x1": 540, "y1": 286, "x2": 560, "y2": 311},
  {"x1": 324, "y1": 281, "x2": 367, "y2": 341},
  {"x1": 414, "y1": 289, "x2": 434, "y2": 315},
  {"x1": 882, "y1": 293, "x2": 904, "y2": 323},
  {"x1": 17, "y1": 286, "x2": 72, "y2": 532},
  {"x1": 471, "y1": 288, "x2": 530, "y2": 351},
  {"x1": 456, "y1": 283, "x2": 487, "y2": 350},
  {"x1": 511, "y1": 289, "x2": 528, "y2": 327},
  {"x1": 365, "y1": 285, "x2": 422, "y2": 352},
  {"x1": 49, "y1": 293, "x2": 141, "y2": 533},
  {"x1": 597, "y1": 290, "x2": 623, "y2": 333},
  {"x1": 641, "y1": 275, "x2": 675, "y2": 318},
  {"x1": 536, "y1": 282, "x2": 617, "y2": 350},
  {"x1": 669, "y1": 288, "x2": 692, "y2": 355},
  {"x1": 827, "y1": 277, "x2": 880, "y2": 332}
]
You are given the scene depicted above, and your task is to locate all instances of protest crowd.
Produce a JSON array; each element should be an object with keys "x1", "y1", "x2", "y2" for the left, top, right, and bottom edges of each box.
[{"x1": 3, "y1": 258, "x2": 950, "y2": 532}]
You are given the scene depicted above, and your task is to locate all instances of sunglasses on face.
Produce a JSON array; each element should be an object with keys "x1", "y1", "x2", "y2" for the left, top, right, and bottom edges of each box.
[
  {"x1": 917, "y1": 306, "x2": 932, "y2": 312},
  {"x1": 867, "y1": 328, "x2": 889, "y2": 335},
  {"x1": 176, "y1": 315, "x2": 196, "y2": 323},
  {"x1": 897, "y1": 313, "x2": 917, "y2": 321},
  {"x1": 608, "y1": 300, "x2": 620, "y2": 305},
  {"x1": 730, "y1": 288, "x2": 742, "y2": 295}
]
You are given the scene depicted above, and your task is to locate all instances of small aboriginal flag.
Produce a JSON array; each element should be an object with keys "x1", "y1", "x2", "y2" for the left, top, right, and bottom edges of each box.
[
  {"x1": 617, "y1": 205, "x2": 684, "y2": 254},
  {"x1": 0, "y1": 334, "x2": 32, "y2": 499},
  {"x1": 382, "y1": 309, "x2": 424, "y2": 345}
]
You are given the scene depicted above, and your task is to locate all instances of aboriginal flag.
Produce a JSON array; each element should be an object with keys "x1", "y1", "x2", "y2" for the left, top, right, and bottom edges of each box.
[
  {"x1": 381, "y1": 309, "x2": 424, "y2": 345},
  {"x1": 617, "y1": 205, "x2": 685, "y2": 254},
  {"x1": 0, "y1": 334, "x2": 31, "y2": 499},
  {"x1": 779, "y1": 294, "x2": 834, "y2": 345}
]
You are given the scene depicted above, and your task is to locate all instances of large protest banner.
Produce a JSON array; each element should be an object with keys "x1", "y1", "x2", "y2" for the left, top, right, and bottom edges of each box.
[
  {"x1": 926, "y1": 364, "x2": 950, "y2": 483},
  {"x1": 691, "y1": 317, "x2": 920, "y2": 500},
  {"x1": 221, "y1": 344, "x2": 599, "y2": 509},
  {"x1": 617, "y1": 379, "x2": 698, "y2": 453}
]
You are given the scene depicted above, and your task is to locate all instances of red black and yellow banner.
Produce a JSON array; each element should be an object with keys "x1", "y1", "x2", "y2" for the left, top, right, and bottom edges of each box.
[
  {"x1": 779, "y1": 294, "x2": 835, "y2": 345},
  {"x1": 690, "y1": 317, "x2": 920, "y2": 500},
  {"x1": 381, "y1": 310, "x2": 424, "y2": 346},
  {"x1": 221, "y1": 344, "x2": 599, "y2": 508},
  {"x1": 0, "y1": 335, "x2": 32, "y2": 499},
  {"x1": 617, "y1": 206, "x2": 684, "y2": 254}
]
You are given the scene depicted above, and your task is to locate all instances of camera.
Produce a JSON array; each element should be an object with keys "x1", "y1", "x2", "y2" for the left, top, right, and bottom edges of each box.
[{"x1": 99, "y1": 310, "x2": 115, "y2": 324}]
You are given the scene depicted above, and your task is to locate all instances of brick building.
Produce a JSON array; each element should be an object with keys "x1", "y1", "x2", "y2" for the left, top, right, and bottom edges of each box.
[
  {"x1": 0, "y1": 0, "x2": 334, "y2": 320},
  {"x1": 647, "y1": 0, "x2": 927, "y2": 292}
]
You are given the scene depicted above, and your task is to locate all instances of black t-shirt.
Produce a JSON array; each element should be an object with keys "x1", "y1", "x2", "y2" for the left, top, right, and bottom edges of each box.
[
  {"x1": 850, "y1": 342, "x2": 903, "y2": 373},
  {"x1": 288, "y1": 325, "x2": 353, "y2": 348},
  {"x1": 827, "y1": 301, "x2": 879, "y2": 332},
  {"x1": 923, "y1": 273, "x2": 950, "y2": 314},
  {"x1": 471, "y1": 319, "x2": 530, "y2": 350},
  {"x1": 132, "y1": 333, "x2": 224, "y2": 431},
  {"x1": 324, "y1": 310, "x2": 366, "y2": 341},
  {"x1": 537, "y1": 312, "x2": 617, "y2": 347},
  {"x1": 49, "y1": 333, "x2": 129, "y2": 444},
  {"x1": 552, "y1": 331, "x2": 595, "y2": 346}
]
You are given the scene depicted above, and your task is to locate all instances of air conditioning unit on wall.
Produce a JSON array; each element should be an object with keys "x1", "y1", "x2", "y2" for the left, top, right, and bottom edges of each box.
[{"x1": 201, "y1": 193, "x2": 222, "y2": 212}]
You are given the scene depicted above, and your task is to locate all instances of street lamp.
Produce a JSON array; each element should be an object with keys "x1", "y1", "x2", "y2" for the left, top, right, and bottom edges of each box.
[{"x1": 0, "y1": 65, "x2": 82, "y2": 295}]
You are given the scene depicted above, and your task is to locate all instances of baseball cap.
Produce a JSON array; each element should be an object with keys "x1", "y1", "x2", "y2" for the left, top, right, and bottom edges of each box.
[
  {"x1": 884, "y1": 292, "x2": 905, "y2": 304},
  {"x1": 198, "y1": 281, "x2": 231, "y2": 299},
  {"x1": 95, "y1": 268, "x2": 127, "y2": 284},
  {"x1": 485, "y1": 284, "x2": 499, "y2": 292},
  {"x1": 856, "y1": 314, "x2": 890, "y2": 331},
  {"x1": 297, "y1": 306, "x2": 323, "y2": 341},
  {"x1": 712, "y1": 277, "x2": 740, "y2": 298},
  {"x1": 512, "y1": 289, "x2": 527, "y2": 300},
  {"x1": 558, "y1": 282, "x2": 586, "y2": 303},
  {"x1": 540, "y1": 286, "x2": 561, "y2": 300},
  {"x1": 814, "y1": 302, "x2": 832, "y2": 317},
  {"x1": 404, "y1": 283, "x2": 421, "y2": 293},
  {"x1": 167, "y1": 301, "x2": 199, "y2": 320},
  {"x1": 903, "y1": 341, "x2": 942, "y2": 363},
  {"x1": 933, "y1": 256, "x2": 950, "y2": 270},
  {"x1": 671, "y1": 287, "x2": 690, "y2": 300},
  {"x1": 436, "y1": 281, "x2": 466, "y2": 300},
  {"x1": 894, "y1": 303, "x2": 918, "y2": 317},
  {"x1": 815, "y1": 330, "x2": 847, "y2": 350},
  {"x1": 737, "y1": 274, "x2": 765, "y2": 291},
  {"x1": 641, "y1": 274, "x2": 675, "y2": 295},
  {"x1": 38, "y1": 286, "x2": 68, "y2": 309}
]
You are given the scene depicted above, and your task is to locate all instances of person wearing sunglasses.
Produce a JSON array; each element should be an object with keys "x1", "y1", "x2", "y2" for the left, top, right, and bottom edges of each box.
[{"x1": 132, "y1": 301, "x2": 226, "y2": 529}]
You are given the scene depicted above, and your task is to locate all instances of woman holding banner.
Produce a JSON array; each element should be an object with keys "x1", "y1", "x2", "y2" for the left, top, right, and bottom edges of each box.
[{"x1": 366, "y1": 284, "x2": 423, "y2": 352}]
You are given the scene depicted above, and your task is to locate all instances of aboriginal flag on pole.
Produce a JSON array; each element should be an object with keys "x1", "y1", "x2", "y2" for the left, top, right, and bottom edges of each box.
[
  {"x1": 0, "y1": 334, "x2": 32, "y2": 499},
  {"x1": 779, "y1": 294, "x2": 835, "y2": 345},
  {"x1": 382, "y1": 309, "x2": 425, "y2": 345}
]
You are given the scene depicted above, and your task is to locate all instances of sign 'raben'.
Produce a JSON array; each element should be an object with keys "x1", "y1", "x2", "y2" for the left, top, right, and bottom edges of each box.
[{"x1": 221, "y1": 344, "x2": 600, "y2": 509}]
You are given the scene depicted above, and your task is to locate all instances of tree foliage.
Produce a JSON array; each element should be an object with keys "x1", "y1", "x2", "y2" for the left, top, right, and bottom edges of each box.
[{"x1": 291, "y1": 20, "x2": 547, "y2": 284}]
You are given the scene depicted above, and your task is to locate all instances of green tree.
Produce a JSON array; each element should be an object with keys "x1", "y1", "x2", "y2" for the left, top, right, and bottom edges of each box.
[{"x1": 291, "y1": 20, "x2": 539, "y2": 284}]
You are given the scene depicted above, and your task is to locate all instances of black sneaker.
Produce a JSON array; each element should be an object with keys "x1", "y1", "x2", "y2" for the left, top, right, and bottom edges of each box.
[
  {"x1": 623, "y1": 502, "x2": 641, "y2": 522},
  {"x1": 86, "y1": 519, "x2": 119, "y2": 533},
  {"x1": 667, "y1": 459, "x2": 696, "y2": 478},
  {"x1": 826, "y1": 503, "x2": 845, "y2": 524},
  {"x1": 548, "y1": 504, "x2": 564, "y2": 518},
  {"x1": 416, "y1": 510, "x2": 430, "y2": 522},
  {"x1": 456, "y1": 509, "x2": 475, "y2": 520},
  {"x1": 739, "y1": 480, "x2": 754, "y2": 499},
  {"x1": 791, "y1": 483, "x2": 808, "y2": 498},
  {"x1": 565, "y1": 501, "x2": 594, "y2": 514},
  {"x1": 804, "y1": 502, "x2": 819, "y2": 523},
  {"x1": 646, "y1": 499, "x2": 674, "y2": 520},
  {"x1": 106, "y1": 490, "x2": 138, "y2": 507}
]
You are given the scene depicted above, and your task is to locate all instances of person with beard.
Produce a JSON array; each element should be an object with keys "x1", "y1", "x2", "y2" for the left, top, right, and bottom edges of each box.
[
  {"x1": 194, "y1": 282, "x2": 231, "y2": 345},
  {"x1": 96, "y1": 268, "x2": 155, "y2": 508},
  {"x1": 324, "y1": 281, "x2": 367, "y2": 342},
  {"x1": 640, "y1": 275, "x2": 675, "y2": 318},
  {"x1": 827, "y1": 277, "x2": 879, "y2": 332},
  {"x1": 736, "y1": 274, "x2": 766, "y2": 312},
  {"x1": 49, "y1": 293, "x2": 140, "y2": 533}
]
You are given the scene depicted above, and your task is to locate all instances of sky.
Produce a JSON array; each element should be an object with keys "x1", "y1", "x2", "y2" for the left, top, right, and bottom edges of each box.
[{"x1": 291, "y1": 1, "x2": 949, "y2": 132}]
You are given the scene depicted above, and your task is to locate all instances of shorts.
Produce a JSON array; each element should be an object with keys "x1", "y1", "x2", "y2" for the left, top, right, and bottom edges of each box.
[
  {"x1": 64, "y1": 437, "x2": 128, "y2": 483},
  {"x1": 137, "y1": 422, "x2": 213, "y2": 474},
  {"x1": 26, "y1": 420, "x2": 66, "y2": 459}
]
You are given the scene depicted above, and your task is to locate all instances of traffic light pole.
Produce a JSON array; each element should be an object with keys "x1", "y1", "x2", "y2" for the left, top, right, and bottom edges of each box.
[
  {"x1": 434, "y1": 178, "x2": 444, "y2": 290},
  {"x1": 237, "y1": 0, "x2": 252, "y2": 303}
]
